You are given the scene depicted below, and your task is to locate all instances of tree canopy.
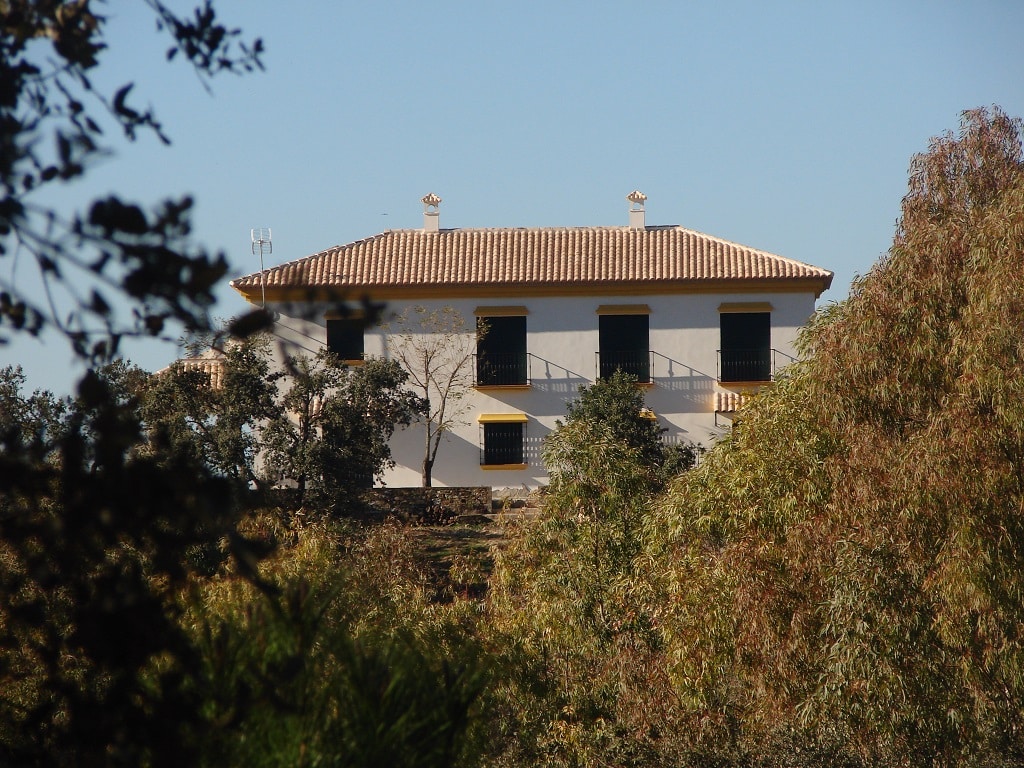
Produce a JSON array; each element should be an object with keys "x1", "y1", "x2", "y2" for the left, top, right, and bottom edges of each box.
[
  {"x1": 642, "y1": 106, "x2": 1024, "y2": 765},
  {"x1": 561, "y1": 369, "x2": 702, "y2": 485},
  {"x1": 261, "y1": 350, "x2": 425, "y2": 509}
]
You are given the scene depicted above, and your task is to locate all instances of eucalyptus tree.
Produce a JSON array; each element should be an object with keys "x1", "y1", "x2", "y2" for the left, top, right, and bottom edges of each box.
[{"x1": 643, "y1": 107, "x2": 1024, "y2": 766}]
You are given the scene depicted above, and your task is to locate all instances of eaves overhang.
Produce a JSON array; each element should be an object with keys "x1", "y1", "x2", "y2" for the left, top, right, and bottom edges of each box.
[{"x1": 231, "y1": 275, "x2": 833, "y2": 305}]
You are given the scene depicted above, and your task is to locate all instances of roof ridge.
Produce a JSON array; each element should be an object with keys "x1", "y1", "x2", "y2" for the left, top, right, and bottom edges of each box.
[
  {"x1": 668, "y1": 225, "x2": 791, "y2": 261},
  {"x1": 359, "y1": 223, "x2": 789, "y2": 257},
  {"x1": 376, "y1": 224, "x2": 681, "y2": 233}
]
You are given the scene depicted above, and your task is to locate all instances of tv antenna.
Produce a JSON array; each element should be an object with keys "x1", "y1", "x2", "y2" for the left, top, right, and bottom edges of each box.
[{"x1": 251, "y1": 227, "x2": 272, "y2": 307}]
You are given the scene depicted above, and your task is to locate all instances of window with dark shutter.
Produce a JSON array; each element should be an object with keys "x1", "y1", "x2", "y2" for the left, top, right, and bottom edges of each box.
[
  {"x1": 482, "y1": 422, "x2": 524, "y2": 465},
  {"x1": 476, "y1": 315, "x2": 528, "y2": 386},
  {"x1": 719, "y1": 312, "x2": 771, "y2": 382},
  {"x1": 478, "y1": 414, "x2": 528, "y2": 467},
  {"x1": 598, "y1": 314, "x2": 650, "y2": 382},
  {"x1": 326, "y1": 317, "x2": 364, "y2": 362}
]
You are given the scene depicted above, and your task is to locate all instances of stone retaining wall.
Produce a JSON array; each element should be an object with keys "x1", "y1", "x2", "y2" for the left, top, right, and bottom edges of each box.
[{"x1": 358, "y1": 486, "x2": 491, "y2": 524}]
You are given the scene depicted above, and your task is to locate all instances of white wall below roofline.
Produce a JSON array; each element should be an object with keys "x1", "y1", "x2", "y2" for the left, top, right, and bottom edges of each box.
[{"x1": 267, "y1": 289, "x2": 821, "y2": 489}]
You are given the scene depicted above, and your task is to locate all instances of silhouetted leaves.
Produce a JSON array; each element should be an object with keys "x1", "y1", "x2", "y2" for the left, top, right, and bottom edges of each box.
[
  {"x1": 0, "y1": 364, "x2": 254, "y2": 765},
  {"x1": 0, "y1": 4, "x2": 269, "y2": 764},
  {"x1": 0, "y1": 0, "x2": 263, "y2": 353},
  {"x1": 228, "y1": 307, "x2": 275, "y2": 339}
]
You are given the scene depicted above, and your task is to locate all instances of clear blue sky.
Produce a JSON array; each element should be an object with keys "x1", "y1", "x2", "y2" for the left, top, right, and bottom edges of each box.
[{"x1": 6, "y1": 0, "x2": 1024, "y2": 394}]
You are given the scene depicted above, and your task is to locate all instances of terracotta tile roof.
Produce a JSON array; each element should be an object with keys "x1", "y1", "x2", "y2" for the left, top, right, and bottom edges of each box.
[
  {"x1": 231, "y1": 226, "x2": 832, "y2": 300},
  {"x1": 155, "y1": 348, "x2": 227, "y2": 389}
]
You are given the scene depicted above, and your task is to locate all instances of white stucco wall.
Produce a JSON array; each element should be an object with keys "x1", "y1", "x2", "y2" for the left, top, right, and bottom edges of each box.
[{"x1": 266, "y1": 290, "x2": 819, "y2": 490}]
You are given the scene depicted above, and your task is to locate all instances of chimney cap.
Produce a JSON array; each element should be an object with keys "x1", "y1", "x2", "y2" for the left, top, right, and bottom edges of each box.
[
  {"x1": 627, "y1": 190, "x2": 646, "y2": 229},
  {"x1": 421, "y1": 193, "x2": 441, "y2": 232},
  {"x1": 627, "y1": 190, "x2": 647, "y2": 209}
]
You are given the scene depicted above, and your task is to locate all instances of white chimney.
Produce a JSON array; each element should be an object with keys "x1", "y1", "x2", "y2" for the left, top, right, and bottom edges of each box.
[
  {"x1": 627, "y1": 190, "x2": 647, "y2": 230},
  {"x1": 421, "y1": 192, "x2": 441, "y2": 232}
]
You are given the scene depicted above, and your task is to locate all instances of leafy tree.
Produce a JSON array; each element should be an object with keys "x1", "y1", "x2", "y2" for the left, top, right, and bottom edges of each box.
[
  {"x1": 642, "y1": 106, "x2": 1024, "y2": 765},
  {"x1": 0, "y1": 364, "x2": 67, "y2": 456},
  {"x1": 319, "y1": 353, "x2": 427, "y2": 490},
  {"x1": 564, "y1": 369, "x2": 701, "y2": 485},
  {"x1": 67, "y1": 358, "x2": 152, "y2": 463},
  {"x1": 142, "y1": 334, "x2": 281, "y2": 489},
  {"x1": 384, "y1": 305, "x2": 477, "y2": 487},
  {"x1": 484, "y1": 383, "x2": 678, "y2": 766},
  {"x1": 141, "y1": 361, "x2": 218, "y2": 466},
  {"x1": 261, "y1": 350, "x2": 424, "y2": 510},
  {"x1": 567, "y1": 370, "x2": 663, "y2": 461}
]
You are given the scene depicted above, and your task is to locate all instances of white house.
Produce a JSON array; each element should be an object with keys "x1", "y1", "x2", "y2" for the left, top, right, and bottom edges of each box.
[{"x1": 230, "y1": 192, "x2": 832, "y2": 489}]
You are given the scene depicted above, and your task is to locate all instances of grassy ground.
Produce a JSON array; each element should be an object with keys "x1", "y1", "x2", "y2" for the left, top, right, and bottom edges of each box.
[{"x1": 405, "y1": 516, "x2": 510, "y2": 600}]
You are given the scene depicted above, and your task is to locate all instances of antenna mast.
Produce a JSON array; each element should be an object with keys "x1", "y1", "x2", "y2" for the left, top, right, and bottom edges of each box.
[{"x1": 251, "y1": 228, "x2": 273, "y2": 307}]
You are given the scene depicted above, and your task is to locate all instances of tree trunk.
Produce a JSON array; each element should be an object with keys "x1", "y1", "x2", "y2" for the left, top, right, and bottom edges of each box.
[{"x1": 422, "y1": 414, "x2": 433, "y2": 487}]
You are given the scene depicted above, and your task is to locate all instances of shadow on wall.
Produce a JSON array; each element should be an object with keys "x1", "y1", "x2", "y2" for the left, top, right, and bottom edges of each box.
[
  {"x1": 528, "y1": 356, "x2": 590, "y2": 395},
  {"x1": 386, "y1": 420, "x2": 550, "y2": 489},
  {"x1": 650, "y1": 353, "x2": 716, "y2": 410}
]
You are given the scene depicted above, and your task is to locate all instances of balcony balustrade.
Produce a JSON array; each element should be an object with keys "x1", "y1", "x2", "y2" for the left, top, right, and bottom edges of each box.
[
  {"x1": 597, "y1": 350, "x2": 653, "y2": 383},
  {"x1": 474, "y1": 352, "x2": 530, "y2": 387},
  {"x1": 717, "y1": 348, "x2": 795, "y2": 383}
]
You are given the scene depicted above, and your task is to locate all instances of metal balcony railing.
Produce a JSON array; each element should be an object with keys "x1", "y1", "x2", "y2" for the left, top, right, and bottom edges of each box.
[
  {"x1": 596, "y1": 350, "x2": 653, "y2": 383},
  {"x1": 474, "y1": 352, "x2": 530, "y2": 386},
  {"x1": 717, "y1": 348, "x2": 795, "y2": 383}
]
